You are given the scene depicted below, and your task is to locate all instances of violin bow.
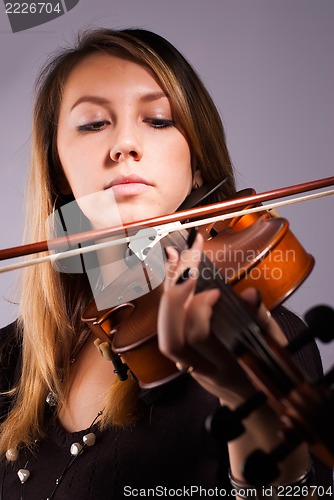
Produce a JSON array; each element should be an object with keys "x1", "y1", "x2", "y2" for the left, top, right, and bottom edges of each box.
[{"x1": 0, "y1": 176, "x2": 333, "y2": 273}]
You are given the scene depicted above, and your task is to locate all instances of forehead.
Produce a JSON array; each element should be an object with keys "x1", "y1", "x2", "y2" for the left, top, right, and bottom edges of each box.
[{"x1": 61, "y1": 53, "x2": 165, "y2": 102}]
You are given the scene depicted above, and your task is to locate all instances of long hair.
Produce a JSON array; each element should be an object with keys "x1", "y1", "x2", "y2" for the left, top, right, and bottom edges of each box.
[{"x1": 0, "y1": 28, "x2": 235, "y2": 455}]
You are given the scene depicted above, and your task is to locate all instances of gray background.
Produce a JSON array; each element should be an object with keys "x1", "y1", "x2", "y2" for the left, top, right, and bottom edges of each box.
[{"x1": 0, "y1": 0, "x2": 333, "y2": 371}]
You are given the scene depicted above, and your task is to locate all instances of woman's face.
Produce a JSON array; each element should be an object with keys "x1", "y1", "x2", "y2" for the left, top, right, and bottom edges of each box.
[{"x1": 57, "y1": 53, "x2": 201, "y2": 227}]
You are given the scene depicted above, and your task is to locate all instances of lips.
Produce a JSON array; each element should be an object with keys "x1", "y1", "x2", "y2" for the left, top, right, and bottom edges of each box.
[
  {"x1": 106, "y1": 174, "x2": 151, "y2": 188},
  {"x1": 105, "y1": 174, "x2": 152, "y2": 196}
]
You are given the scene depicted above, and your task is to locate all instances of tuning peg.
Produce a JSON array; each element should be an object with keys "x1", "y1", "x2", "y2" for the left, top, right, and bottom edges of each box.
[
  {"x1": 305, "y1": 305, "x2": 334, "y2": 342},
  {"x1": 243, "y1": 449, "x2": 280, "y2": 486},
  {"x1": 286, "y1": 305, "x2": 334, "y2": 355},
  {"x1": 243, "y1": 437, "x2": 301, "y2": 486},
  {"x1": 206, "y1": 391, "x2": 266, "y2": 444}
]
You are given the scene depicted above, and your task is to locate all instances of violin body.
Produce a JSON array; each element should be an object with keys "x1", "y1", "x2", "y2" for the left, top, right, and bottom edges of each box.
[
  {"x1": 202, "y1": 213, "x2": 314, "y2": 310},
  {"x1": 82, "y1": 204, "x2": 314, "y2": 387}
]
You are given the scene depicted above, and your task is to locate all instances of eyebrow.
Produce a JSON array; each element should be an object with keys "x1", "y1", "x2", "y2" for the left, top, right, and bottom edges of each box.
[
  {"x1": 139, "y1": 91, "x2": 168, "y2": 103},
  {"x1": 70, "y1": 91, "x2": 168, "y2": 111}
]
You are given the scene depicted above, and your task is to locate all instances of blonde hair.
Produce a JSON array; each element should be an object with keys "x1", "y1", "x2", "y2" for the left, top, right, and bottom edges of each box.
[{"x1": 0, "y1": 28, "x2": 235, "y2": 455}]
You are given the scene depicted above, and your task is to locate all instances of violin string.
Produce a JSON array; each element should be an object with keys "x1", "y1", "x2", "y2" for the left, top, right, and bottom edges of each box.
[
  {"x1": 197, "y1": 251, "x2": 301, "y2": 389},
  {"x1": 0, "y1": 188, "x2": 333, "y2": 274},
  {"x1": 147, "y1": 229, "x2": 302, "y2": 390},
  {"x1": 219, "y1": 285, "x2": 299, "y2": 389},
  {"x1": 220, "y1": 275, "x2": 300, "y2": 383}
]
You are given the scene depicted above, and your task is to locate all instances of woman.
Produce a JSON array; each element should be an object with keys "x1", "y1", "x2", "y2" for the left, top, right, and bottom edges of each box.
[{"x1": 0, "y1": 28, "x2": 332, "y2": 498}]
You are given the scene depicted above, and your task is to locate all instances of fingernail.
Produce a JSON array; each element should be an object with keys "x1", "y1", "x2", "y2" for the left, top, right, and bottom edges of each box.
[
  {"x1": 176, "y1": 268, "x2": 191, "y2": 284},
  {"x1": 186, "y1": 227, "x2": 198, "y2": 249}
]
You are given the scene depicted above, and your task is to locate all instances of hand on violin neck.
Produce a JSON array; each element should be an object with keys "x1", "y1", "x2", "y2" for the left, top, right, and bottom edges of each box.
[
  {"x1": 158, "y1": 233, "x2": 255, "y2": 404},
  {"x1": 159, "y1": 233, "x2": 290, "y2": 407}
]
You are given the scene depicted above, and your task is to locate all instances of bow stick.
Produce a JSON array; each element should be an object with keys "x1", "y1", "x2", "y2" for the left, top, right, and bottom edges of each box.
[{"x1": 0, "y1": 176, "x2": 333, "y2": 274}]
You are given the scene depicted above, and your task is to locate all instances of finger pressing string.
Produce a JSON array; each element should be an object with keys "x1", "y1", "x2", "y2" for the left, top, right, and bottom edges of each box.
[
  {"x1": 175, "y1": 229, "x2": 198, "y2": 283},
  {"x1": 164, "y1": 232, "x2": 203, "y2": 291},
  {"x1": 164, "y1": 246, "x2": 179, "y2": 263}
]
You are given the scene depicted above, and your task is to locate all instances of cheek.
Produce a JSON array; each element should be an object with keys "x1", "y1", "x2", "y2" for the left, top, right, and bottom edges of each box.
[
  {"x1": 165, "y1": 139, "x2": 192, "y2": 183},
  {"x1": 157, "y1": 139, "x2": 193, "y2": 209},
  {"x1": 56, "y1": 138, "x2": 96, "y2": 199},
  {"x1": 159, "y1": 132, "x2": 192, "y2": 169}
]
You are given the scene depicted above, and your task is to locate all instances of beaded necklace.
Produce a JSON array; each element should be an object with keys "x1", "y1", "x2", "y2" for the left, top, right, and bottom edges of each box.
[{"x1": 5, "y1": 408, "x2": 104, "y2": 500}]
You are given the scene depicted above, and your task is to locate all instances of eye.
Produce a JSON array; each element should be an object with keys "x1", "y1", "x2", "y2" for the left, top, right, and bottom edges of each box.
[
  {"x1": 145, "y1": 118, "x2": 175, "y2": 129},
  {"x1": 77, "y1": 120, "x2": 110, "y2": 132}
]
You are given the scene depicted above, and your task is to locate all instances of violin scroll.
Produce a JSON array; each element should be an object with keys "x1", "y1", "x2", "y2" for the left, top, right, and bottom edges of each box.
[{"x1": 206, "y1": 304, "x2": 334, "y2": 484}]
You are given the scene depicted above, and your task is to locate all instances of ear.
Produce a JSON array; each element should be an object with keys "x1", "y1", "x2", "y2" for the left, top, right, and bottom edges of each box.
[{"x1": 192, "y1": 168, "x2": 204, "y2": 189}]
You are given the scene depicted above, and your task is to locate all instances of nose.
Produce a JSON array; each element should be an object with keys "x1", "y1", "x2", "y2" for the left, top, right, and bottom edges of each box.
[{"x1": 109, "y1": 125, "x2": 143, "y2": 162}]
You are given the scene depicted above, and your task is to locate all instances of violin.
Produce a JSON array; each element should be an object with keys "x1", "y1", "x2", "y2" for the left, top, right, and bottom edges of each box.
[
  {"x1": 78, "y1": 179, "x2": 334, "y2": 482},
  {"x1": 78, "y1": 178, "x2": 332, "y2": 385},
  {"x1": 1, "y1": 176, "x2": 334, "y2": 481}
]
